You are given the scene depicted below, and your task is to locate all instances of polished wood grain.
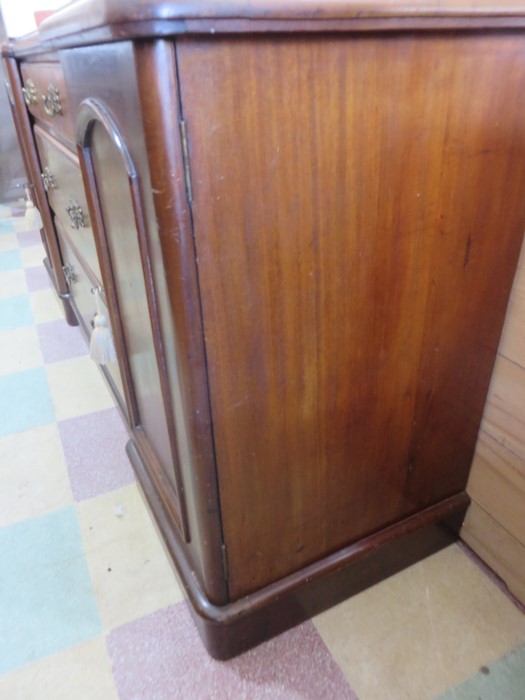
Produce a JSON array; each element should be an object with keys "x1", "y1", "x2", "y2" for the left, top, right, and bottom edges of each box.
[
  {"x1": 37, "y1": 0, "x2": 525, "y2": 44},
  {"x1": 130, "y1": 432, "x2": 468, "y2": 657},
  {"x1": 134, "y1": 40, "x2": 228, "y2": 604},
  {"x1": 7, "y1": 6, "x2": 525, "y2": 655},
  {"x1": 177, "y1": 33, "x2": 525, "y2": 598}
]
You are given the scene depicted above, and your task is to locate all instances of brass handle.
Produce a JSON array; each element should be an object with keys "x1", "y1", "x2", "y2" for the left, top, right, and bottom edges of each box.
[
  {"x1": 22, "y1": 79, "x2": 38, "y2": 106},
  {"x1": 42, "y1": 84, "x2": 62, "y2": 117},
  {"x1": 41, "y1": 167, "x2": 56, "y2": 192},
  {"x1": 62, "y1": 262, "x2": 77, "y2": 286},
  {"x1": 65, "y1": 199, "x2": 85, "y2": 229}
]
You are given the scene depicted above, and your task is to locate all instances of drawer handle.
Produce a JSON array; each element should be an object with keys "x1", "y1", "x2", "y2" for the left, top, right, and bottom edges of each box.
[
  {"x1": 22, "y1": 79, "x2": 38, "y2": 106},
  {"x1": 62, "y1": 262, "x2": 77, "y2": 286},
  {"x1": 42, "y1": 84, "x2": 62, "y2": 117},
  {"x1": 65, "y1": 199, "x2": 86, "y2": 229},
  {"x1": 41, "y1": 167, "x2": 56, "y2": 192}
]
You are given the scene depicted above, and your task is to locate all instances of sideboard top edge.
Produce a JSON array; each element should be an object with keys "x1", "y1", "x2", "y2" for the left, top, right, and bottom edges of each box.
[
  {"x1": 4, "y1": 1, "x2": 525, "y2": 57},
  {"x1": 37, "y1": 0, "x2": 525, "y2": 42}
]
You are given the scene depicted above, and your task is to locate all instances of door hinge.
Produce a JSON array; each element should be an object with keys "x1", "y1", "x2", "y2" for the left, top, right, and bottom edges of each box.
[
  {"x1": 179, "y1": 119, "x2": 193, "y2": 204},
  {"x1": 221, "y1": 543, "x2": 229, "y2": 581}
]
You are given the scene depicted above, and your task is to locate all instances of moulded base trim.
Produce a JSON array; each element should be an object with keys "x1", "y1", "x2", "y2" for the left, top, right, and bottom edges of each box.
[{"x1": 127, "y1": 437, "x2": 469, "y2": 659}]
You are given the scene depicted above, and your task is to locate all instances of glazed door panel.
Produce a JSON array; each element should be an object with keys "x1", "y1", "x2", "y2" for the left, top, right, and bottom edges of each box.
[
  {"x1": 54, "y1": 216, "x2": 127, "y2": 412},
  {"x1": 177, "y1": 34, "x2": 525, "y2": 598},
  {"x1": 77, "y1": 105, "x2": 187, "y2": 537}
]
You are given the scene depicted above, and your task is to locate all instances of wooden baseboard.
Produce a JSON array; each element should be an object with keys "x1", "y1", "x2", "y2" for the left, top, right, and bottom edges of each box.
[{"x1": 128, "y1": 432, "x2": 469, "y2": 659}]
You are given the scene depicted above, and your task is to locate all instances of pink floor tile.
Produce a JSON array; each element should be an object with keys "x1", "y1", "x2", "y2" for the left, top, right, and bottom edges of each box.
[
  {"x1": 58, "y1": 408, "x2": 134, "y2": 500},
  {"x1": 36, "y1": 319, "x2": 88, "y2": 363},
  {"x1": 107, "y1": 603, "x2": 357, "y2": 700},
  {"x1": 17, "y1": 229, "x2": 42, "y2": 247},
  {"x1": 25, "y1": 266, "x2": 52, "y2": 292}
]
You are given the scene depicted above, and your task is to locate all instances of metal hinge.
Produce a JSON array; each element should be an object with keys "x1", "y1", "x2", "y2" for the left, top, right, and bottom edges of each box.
[
  {"x1": 221, "y1": 543, "x2": 229, "y2": 581},
  {"x1": 179, "y1": 119, "x2": 193, "y2": 204}
]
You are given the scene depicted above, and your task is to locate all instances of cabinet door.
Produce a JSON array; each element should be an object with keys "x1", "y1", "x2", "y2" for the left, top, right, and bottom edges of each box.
[
  {"x1": 77, "y1": 100, "x2": 188, "y2": 538},
  {"x1": 177, "y1": 34, "x2": 525, "y2": 599}
]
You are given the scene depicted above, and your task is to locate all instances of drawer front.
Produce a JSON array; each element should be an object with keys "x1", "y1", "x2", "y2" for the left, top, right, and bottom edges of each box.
[
  {"x1": 56, "y1": 218, "x2": 127, "y2": 416},
  {"x1": 20, "y1": 62, "x2": 74, "y2": 142},
  {"x1": 35, "y1": 125, "x2": 102, "y2": 282}
]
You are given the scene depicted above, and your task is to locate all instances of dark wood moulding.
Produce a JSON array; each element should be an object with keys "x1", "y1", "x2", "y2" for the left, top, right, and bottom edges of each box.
[
  {"x1": 1, "y1": 1, "x2": 525, "y2": 58},
  {"x1": 129, "y1": 436, "x2": 468, "y2": 659}
]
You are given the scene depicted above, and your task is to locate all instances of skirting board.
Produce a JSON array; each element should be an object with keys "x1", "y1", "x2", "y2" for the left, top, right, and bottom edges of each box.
[{"x1": 127, "y1": 437, "x2": 469, "y2": 659}]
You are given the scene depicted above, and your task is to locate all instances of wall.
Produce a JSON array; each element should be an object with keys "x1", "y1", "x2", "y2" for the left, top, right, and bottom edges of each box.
[
  {"x1": 0, "y1": 7, "x2": 25, "y2": 201},
  {"x1": 462, "y1": 241, "x2": 525, "y2": 604},
  {"x1": 1, "y1": 0, "x2": 66, "y2": 38}
]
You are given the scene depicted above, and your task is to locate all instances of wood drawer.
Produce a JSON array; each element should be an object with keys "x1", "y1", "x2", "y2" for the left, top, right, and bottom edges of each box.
[
  {"x1": 56, "y1": 217, "x2": 127, "y2": 417},
  {"x1": 35, "y1": 124, "x2": 102, "y2": 283},
  {"x1": 20, "y1": 62, "x2": 74, "y2": 142}
]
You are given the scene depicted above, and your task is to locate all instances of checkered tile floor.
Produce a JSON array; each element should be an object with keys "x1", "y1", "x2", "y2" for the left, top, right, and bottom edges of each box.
[{"x1": 1, "y1": 203, "x2": 524, "y2": 699}]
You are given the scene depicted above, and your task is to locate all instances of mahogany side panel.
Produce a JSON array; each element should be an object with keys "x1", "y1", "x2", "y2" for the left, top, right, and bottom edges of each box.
[{"x1": 177, "y1": 33, "x2": 525, "y2": 599}]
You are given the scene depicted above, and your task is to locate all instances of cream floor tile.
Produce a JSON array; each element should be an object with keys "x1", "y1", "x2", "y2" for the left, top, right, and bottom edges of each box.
[
  {"x1": 46, "y1": 355, "x2": 114, "y2": 420},
  {"x1": 12, "y1": 217, "x2": 37, "y2": 232},
  {"x1": 20, "y1": 244, "x2": 45, "y2": 269},
  {"x1": 0, "y1": 326, "x2": 43, "y2": 376},
  {"x1": 0, "y1": 425, "x2": 73, "y2": 526},
  {"x1": 0, "y1": 637, "x2": 119, "y2": 700},
  {"x1": 0, "y1": 233, "x2": 18, "y2": 252},
  {"x1": 0, "y1": 269, "x2": 27, "y2": 298},
  {"x1": 314, "y1": 544, "x2": 525, "y2": 700},
  {"x1": 30, "y1": 288, "x2": 63, "y2": 323},
  {"x1": 76, "y1": 483, "x2": 184, "y2": 631}
]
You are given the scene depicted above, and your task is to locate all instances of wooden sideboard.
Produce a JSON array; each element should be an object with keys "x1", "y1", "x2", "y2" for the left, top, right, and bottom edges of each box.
[{"x1": 4, "y1": 0, "x2": 525, "y2": 658}]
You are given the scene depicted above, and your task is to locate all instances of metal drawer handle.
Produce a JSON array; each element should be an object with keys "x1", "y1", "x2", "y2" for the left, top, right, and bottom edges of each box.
[
  {"x1": 22, "y1": 79, "x2": 38, "y2": 106},
  {"x1": 62, "y1": 262, "x2": 77, "y2": 286},
  {"x1": 42, "y1": 84, "x2": 62, "y2": 117},
  {"x1": 65, "y1": 199, "x2": 85, "y2": 229},
  {"x1": 41, "y1": 167, "x2": 56, "y2": 192}
]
